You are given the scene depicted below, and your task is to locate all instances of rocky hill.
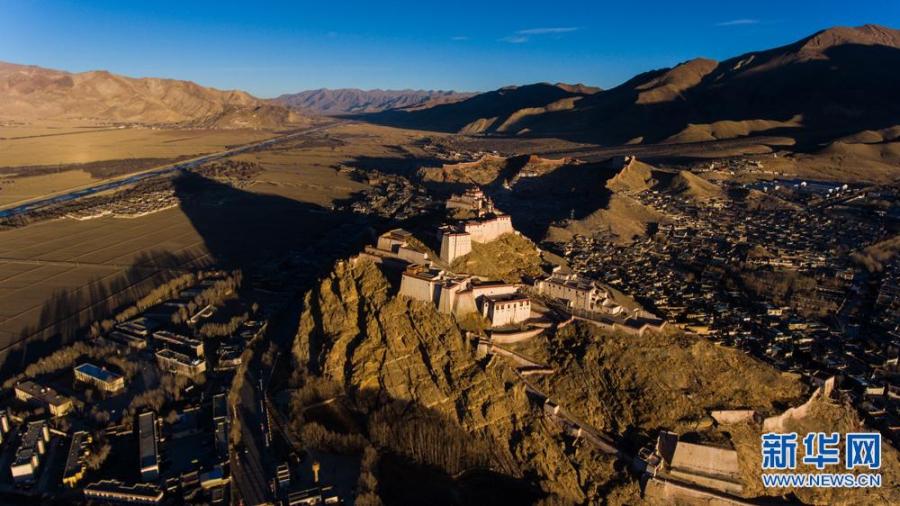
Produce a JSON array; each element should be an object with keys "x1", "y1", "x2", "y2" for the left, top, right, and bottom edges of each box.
[
  {"x1": 291, "y1": 259, "x2": 628, "y2": 503},
  {"x1": 286, "y1": 245, "x2": 835, "y2": 503},
  {"x1": 368, "y1": 82, "x2": 598, "y2": 134},
  {"x1": 0, "y1": 61, "x2": 303, "y2": 128},
  {"x1": 536, "y1": 323, "x2": 805, "y2": 435},
  {"x1": 273, "y1": 88, "x2": 474, "y2": 115},
  {"x1": 364, "y1": 25, "x2": 900, "y2": 147}
]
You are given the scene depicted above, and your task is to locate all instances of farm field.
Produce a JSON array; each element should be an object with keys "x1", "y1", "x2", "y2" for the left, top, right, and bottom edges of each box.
[
  {"x1": 0, "y1": 169, "x2": 98, "y2": 206},
  {"x1": 0, "y1": 126, "x2": 278, "y2": 166},
  {"x1": 0, "y1": 122, "x2": 396, "y2": 358},
  {"x1": 0, "y1": 206, "x2": 212, "y2": 349}
]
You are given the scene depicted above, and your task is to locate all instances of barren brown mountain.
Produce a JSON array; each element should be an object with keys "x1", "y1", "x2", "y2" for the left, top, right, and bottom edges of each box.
[
  {"x1": 367, "y1": 82, "x2": 599, "y2": 134},
  {"x1": 0, "y1": 61, "x2": 303, "y2": 128},
  {"x1": 273, "y1": 88, "x2": 474, "y2": 115},
  {"x1": 366, "y1": 25, "x2": 900, "y2": 148}
]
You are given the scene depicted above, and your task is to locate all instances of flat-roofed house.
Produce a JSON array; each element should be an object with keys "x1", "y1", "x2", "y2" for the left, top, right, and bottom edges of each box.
[
  {"x1": 535, "y1": 272, "x2": 626, "y2": 316},
  {"x1": 155, "y1": 349, "x2": 206, "y2": 377},
  {"x1": 11, "y1": 420, "x2": 50, "y2": 483},
  {"x1": 153, "y1": 330, "x2": 204, "y2": 358},
  {"x1": 14, "y1": 380, "x2": 74, "y2": 417},
  {"x1": 439, "y1": 227, "x2": 472, "y2": 263},
  {"x1": 84, "y1": 480, "x2": 164, "y2": 504},
  {"x1": 116, "y1": 317, "x2": 160, "y2": 338},
  {"x1": 62, "y1": 431, "x2": 91, "y2": 488},
  {"x1": 138, "y1": 412, "x2": 159, "y2": 482},
  {"x1": 108, "y1": 330, "x2": 148, "y2": 350},
  {"x1": 399, "y1": 266, "x2": 444, "y2": 303},
  {"x1": 74, "y1": 363, "x2": 126, "y2": 393}
]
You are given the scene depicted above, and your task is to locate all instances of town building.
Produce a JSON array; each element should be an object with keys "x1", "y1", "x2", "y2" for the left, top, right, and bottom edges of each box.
[
  {"x1": 14, "y1": 380, "x2": 73, "y2": 417},
  {"x1": 287, "y1": 485, "x2": 340, "y2": 506},
  {"x1": 276, "y1": 462, "x2": 291, "y2": 491},
  {"x1": 0, "y1": 409, "x2": 10, "y2": 443},
  {"x1": 62, "y1": 430, "x2": 91, "y2": 487},
  {"x1": 155, "y1": 348, "x2": 207, "y2": 377},
  {"x1": 153, "y1": 330, "x2": 204, "y2": 358},
  {"x1": 139, "y1": 411, "x2": 159, "y2": 482},
  {"x1": 108, "y1": 329, "x2": 148, "y2": 350},
  {"x1": 11, "y1": 420, "x2": 50, "y2": 484},
  {"x1": 116, "y1": 317, "x2": 160, "y2": 338},
  {"x1": 212, "y1": 393, "x2": 229, "y2": 459},
  {"x1": 83, "y1": 480, "x2": 164, "y2": 504},
  {"x1": 535, "y1": 271, "x2": 626, "y2": 316},
  {"x1": 74, "y1": 363, "x2": 126, "y2": 393}
]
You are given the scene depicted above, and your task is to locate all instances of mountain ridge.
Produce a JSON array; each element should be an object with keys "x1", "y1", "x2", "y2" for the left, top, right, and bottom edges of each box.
[
  {"x1": 362, "y1": 24, "x2": 900, "y2": 146},
  {"x1": 272, "y1": 88, "x2": 476, "y2": 115},
  {"x1": 0, "y1": 60, "x2": 303, "y2": 128}
]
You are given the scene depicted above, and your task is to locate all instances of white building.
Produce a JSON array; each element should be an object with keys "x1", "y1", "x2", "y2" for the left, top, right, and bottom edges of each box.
[
  {"x1": 535, "y1": 272, "x2": 626, "y2": 316},
  {"x1": 480, "y1": 293, "x2": 531, "y2": 327},
  {"x1": 399, "y1": 266, "x2": 528, "y2": 326}
]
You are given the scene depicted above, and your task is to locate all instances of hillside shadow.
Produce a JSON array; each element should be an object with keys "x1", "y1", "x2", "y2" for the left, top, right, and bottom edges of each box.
[
  {"x1": 289, "y1": 379, "x2": 548, "y2": 505},
  {"x1": 0, "y1": 249, "x2": 207, "y2": 380},
  {"x1": 0, "y1": 173, "x2": 383, "y2": 382},
  {"x1": 346, "y1": 154, "x2": 445, "y2": 178}
]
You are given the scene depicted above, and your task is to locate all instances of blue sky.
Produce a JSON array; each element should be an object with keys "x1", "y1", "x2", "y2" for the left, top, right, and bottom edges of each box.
[{"x1": 1, "y1": 1, "x2": 898, "y2": 97}]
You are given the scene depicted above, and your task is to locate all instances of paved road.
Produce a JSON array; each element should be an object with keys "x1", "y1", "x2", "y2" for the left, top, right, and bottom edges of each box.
[
  {"x1": 232, "y1": 369, "x2": 273, "y2": 506},
  {"x1": 0, "y1": 121, "x2": 339, "y2": 219}
]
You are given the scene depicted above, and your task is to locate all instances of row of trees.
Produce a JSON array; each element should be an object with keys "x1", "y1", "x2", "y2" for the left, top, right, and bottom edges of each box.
[
  {"x1": 368, "y1": 400, "x2": 494, "y2": 477},
  {"x1": 199, "y1": 312, "x2": 249, "y2": 338},
  {"x1": 355, "y1": 445, "x2": 382, "y2": 506},
  {"x1": 10, "y1": 340, "x2": 138, "y2": 389},
  {"x1": 87, "y1": 272, "x2": 200, "y2": 338}
]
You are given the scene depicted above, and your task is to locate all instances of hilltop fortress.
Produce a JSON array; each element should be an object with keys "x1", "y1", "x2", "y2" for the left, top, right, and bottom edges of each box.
[
  {"x1": 351, "y1": 186, "x2": 664, "y2": 335},
  {"x1": 439, "y1": 188, "x2": 515, "y2": 263}
]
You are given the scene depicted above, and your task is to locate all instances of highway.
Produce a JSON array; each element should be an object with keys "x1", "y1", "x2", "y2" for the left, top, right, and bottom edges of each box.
[{"x1": 0, "y1": 122, "x2": 338, "y2": 219}]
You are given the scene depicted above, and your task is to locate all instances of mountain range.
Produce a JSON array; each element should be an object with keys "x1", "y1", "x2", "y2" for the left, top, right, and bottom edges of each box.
[
  {"x1": 272, "y1": 88, "x2": 475, "y2": 115},
  {"x1": 0, "y1": 61, "x2": 302, "y2": 128},
  {"x1": 1, "y1": 24, "x2": 898, "y2": 145},
  {"x1": 367, "y1": 24, "x2": 900, "y2": 146}
]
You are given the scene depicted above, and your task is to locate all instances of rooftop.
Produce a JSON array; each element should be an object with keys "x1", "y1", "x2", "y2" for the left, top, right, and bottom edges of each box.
[
  {"x1": 75, "y1": 363, "x2": 123, "y2": 383},
  {"x1": 15, "y1": 380, "x2": 71, "y2": 407}
]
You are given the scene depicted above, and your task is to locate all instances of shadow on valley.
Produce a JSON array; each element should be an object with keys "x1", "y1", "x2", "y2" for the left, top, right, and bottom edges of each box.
[
  {"x1": 0, "y1": 172, "x2": 379, "y2": 381},
  {"x1": 0, "y1": 249, "x2": 209, "y2": 380}
]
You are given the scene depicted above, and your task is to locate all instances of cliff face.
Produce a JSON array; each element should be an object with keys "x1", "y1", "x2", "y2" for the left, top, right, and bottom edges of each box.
[{"x1": 291, "y1": 259, "x2": 630, "y2": 503}]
